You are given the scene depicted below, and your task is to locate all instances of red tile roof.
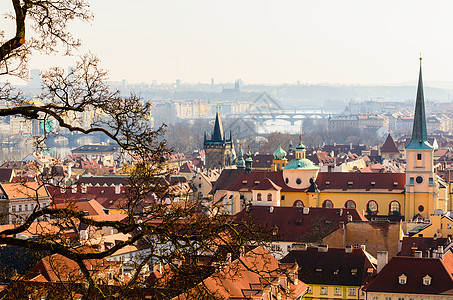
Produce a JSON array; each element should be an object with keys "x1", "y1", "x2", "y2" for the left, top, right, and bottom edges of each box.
[
  {"x1": 235, "y1": 206, "x2": 367, "y2": 242},
  {"x1": 381, "y1": 133, "x2": 399, "y2": 153},
  {"x1": 400, "y1": 237, "x2": 452, "y2": 257},
  {"x1": 364, "y1": 254, "x2": 453, "y2": 295},
  {"x1": 176, "y1": 246, "x2": 307, "y2": 300},
  {"x1": 281, "y1": 246, "x2": 376, "y2": 286},
  {"x1": 316, "y1": 172, "x2": 405, "y2": 193},
  {"x1": 251, "y1": 178, "x2": 281, "y2": 191}
]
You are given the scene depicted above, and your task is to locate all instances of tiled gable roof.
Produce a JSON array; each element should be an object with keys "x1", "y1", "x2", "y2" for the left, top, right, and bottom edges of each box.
[
  {"x1": 235, "y1": 206, "x2": 367, "y2": 242},
  {"x1": 364, "y1": 254, "x2": 453, "y2": 295},
  {"x1": 381, "y1": 133, "x2": 399, "y2": 153},
  {"x1": 251, "y1": 178, "x2": 281, "y2": 191},
  {"x1": 78, "y1": 176, "x2": 128, "y2": 186},
  {"x1": 176, "y1": 246, "x2": 307, "y2": 299},
  {"x1": 316, "y1": 172, "x2": 405, "y2": 192},
  {"x1": 280, "y1": 246, "x2": 376, "y2": 286},
  {"x1": 400, "y1": 237, "x2": 452, "y2": 257},
  {"x1": 225, "y1": 170, "x2": 304, "y2": 193}
]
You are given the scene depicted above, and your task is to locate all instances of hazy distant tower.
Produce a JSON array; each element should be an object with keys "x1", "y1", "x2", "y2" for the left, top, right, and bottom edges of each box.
[{"x1": 203, "y1": 110, "x2": 233, "y2": 169}]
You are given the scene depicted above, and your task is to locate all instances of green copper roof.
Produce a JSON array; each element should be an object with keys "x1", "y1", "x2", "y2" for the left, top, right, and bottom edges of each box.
[
  {"x1": 236, "y1": 146, "x2": 245, "y2": 168},
  {"x1": 295, "y1": 140, "x2": 306, "y2": 150},
  {"x1": 283, "y1": 158, "x2": 318, "y2": 170},
  {"x1": 406, "y1": 59, "x2": 433, "y2": 150},
  {"x1": 273, "y1": 143, "x2": 287, "y2": 160},
  {"x1": 245, "y1": 149, "x2": 253, "y2": 162}
]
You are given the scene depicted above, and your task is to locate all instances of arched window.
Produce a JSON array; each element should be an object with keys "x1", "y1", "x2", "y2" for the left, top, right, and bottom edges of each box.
[
  {"x1": 367, "y1": 200, "x2": 378, "y2": 215},
  {"x1": 267, "y1": 193, "x2": 272, "y2": 201},
  {"x1": 257, "y1": 193, "x2": 262, "y2": 201},
  {"x1": 293, "y1": 200, "x2": 304, "y2": 207},
  {"x1": 389, "y1": 201, "x2": 400, "y2": 216},
  {"x1": 345, "y1": 200, "x2": 356, "y2": 209},
  {"x1": 322, "y1": 200, "x2": 333, "y2": 208}
]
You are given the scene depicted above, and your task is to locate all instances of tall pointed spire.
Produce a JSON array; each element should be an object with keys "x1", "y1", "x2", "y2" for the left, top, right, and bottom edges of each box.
[
  {"x1": 212, "y1": 109, "x2": 225, "y2": 142},
  {"x1": 407, "y1": 57, "x2": 432, "y2": 149}
]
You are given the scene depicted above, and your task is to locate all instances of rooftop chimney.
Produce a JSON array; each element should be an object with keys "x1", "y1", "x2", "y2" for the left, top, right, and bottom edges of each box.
[
  {"x1": 345, "y1": 245, "x2": 353, "y2": 253},
  {"x1": 377, "y1": 251, "x2": 388, "y2": 273}
]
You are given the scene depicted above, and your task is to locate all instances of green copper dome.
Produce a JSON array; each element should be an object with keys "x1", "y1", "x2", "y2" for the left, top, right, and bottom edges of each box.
[
  {"x1": 283, "y1": 157, "x2": 317, "y2": 170},
  {"x1": 273, "y1": 143, "x2": 287, "y2": 160},
  {"x1": 295, "y1": 140, "x2": 306, "y2": 151}
]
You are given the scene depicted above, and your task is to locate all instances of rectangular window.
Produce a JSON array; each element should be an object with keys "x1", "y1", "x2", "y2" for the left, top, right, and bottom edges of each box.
[
  {"x1": 18, "y1": 205, "x2": 22, "y2": 212},
  {"x1": 385, "y1": 297, "x2": 392, "y2": 300},
  {"x1": 320, "y1": 287, "x2": 327, "y2": 295},
  {"x1": 372, "y1": 297, "x2": 379, "y2": 300},
  {"x1": 334, "y1": 287, "x2": 341, "y2": 295},
  {"x1": 281, "y1": 195, "x2": 285, "y2": 200},
  {"x1": 24, "y1": 204, "x2": 28, "y2": 211},
  {"x1": 11, "y1": 205, "x2": 15, "y2": 212},
  {"x1": 348, "y1": 288, "x2": 356, "y2": 296},
  {"x1": 417, "y1": 153, "x2": 422, "y2": 160},
  {"x1": 410, "y1": 177, "x2": 414, "y2": 184},
  {"x1": 398, "y1": 298, "x2": 405, "y2": 300},
  {"x1": 448, "y1": 224, "x2": 452, "y2": 229}
]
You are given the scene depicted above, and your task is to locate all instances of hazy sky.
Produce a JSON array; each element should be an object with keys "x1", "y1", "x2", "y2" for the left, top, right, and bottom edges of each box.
[{"x1": 2, "y1": 0, "x2": 453, "y2": 85}]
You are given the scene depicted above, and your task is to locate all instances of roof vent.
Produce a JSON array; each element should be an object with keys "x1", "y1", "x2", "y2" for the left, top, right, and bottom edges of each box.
[
  {"x1": 318, "y1": 245, "x2": 328, "y2": 252},
  {"x1": 291, "y1": 243, "x2": 307, "y2": 251}
]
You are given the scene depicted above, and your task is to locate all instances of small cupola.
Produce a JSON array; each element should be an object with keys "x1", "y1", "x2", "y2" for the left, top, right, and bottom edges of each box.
[{"x1": 273, "y1": 143, "x2": 287, "y2": 160}]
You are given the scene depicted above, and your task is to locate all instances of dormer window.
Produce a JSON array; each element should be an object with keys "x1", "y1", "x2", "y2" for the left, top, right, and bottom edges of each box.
[
  {"x1": 423, "y1": 275, "x2": 431, "y2": 286},
  {"x1": 371, "y1": 181, "x2": 376, "y2": 186},
  {"x1": 399, "y1": 274, "x2": 407, "y2": 285},
  {"x1": 393, "y1": 182, "x2": 398, "y2": 186},
  {"x1": 348, "y1": 181, "x2": 353, "y2": 187},
  {"x1": 325, "y1": 181, "x2": 330, "y2": 187}
]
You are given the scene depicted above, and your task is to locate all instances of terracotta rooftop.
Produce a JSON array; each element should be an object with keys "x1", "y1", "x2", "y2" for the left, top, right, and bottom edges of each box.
[
  {"x1": 364, "y1": 253, "x2": 453, "y2": 295},
  {"x1": 316, "y1": 172, "x2": 405, "y2": 193},
  {"x1": 381, "y1": 133, "x2": 399, "y2": 153},
  {"x1": 176, "y1": 246, "x2": 307, "y2": 299},
  {"x1": 400, "y1": 237, "x2": 452, "y2": 257},
  {"x1": 235, "y1": 206, "x2": 367, "y2": 242},
  {"x1": 281, "y1": 246, "x2": 376, "y2": 287}
]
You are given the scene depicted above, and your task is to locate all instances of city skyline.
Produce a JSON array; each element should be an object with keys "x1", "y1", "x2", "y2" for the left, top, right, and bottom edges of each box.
[{"x1": 2, "y1": 1, "x2": 453, "y2": 85}]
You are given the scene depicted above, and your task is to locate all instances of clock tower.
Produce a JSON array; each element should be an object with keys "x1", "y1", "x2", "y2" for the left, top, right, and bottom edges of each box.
[{"x1": 404, "y1": 58, "x2": 437, "y2": 219}]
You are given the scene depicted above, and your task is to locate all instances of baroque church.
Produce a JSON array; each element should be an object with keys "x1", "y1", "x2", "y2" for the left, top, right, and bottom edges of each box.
[{"x1": 212, "y1": 59, "x2": 448, "y2": 220}]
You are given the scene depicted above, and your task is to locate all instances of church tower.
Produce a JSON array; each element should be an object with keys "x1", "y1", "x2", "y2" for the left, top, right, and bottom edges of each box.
[
  {"x1": 204, "y1": 111, "x2": 233, "y2": 169},
  {"x1": 404, "y1": 58, "x2": 437, "y2": 219}
]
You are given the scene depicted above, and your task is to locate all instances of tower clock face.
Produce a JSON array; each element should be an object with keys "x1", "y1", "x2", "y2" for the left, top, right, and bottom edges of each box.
[{"x1": 415, "y1": 176, "x2": 424, "y2": 184}]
